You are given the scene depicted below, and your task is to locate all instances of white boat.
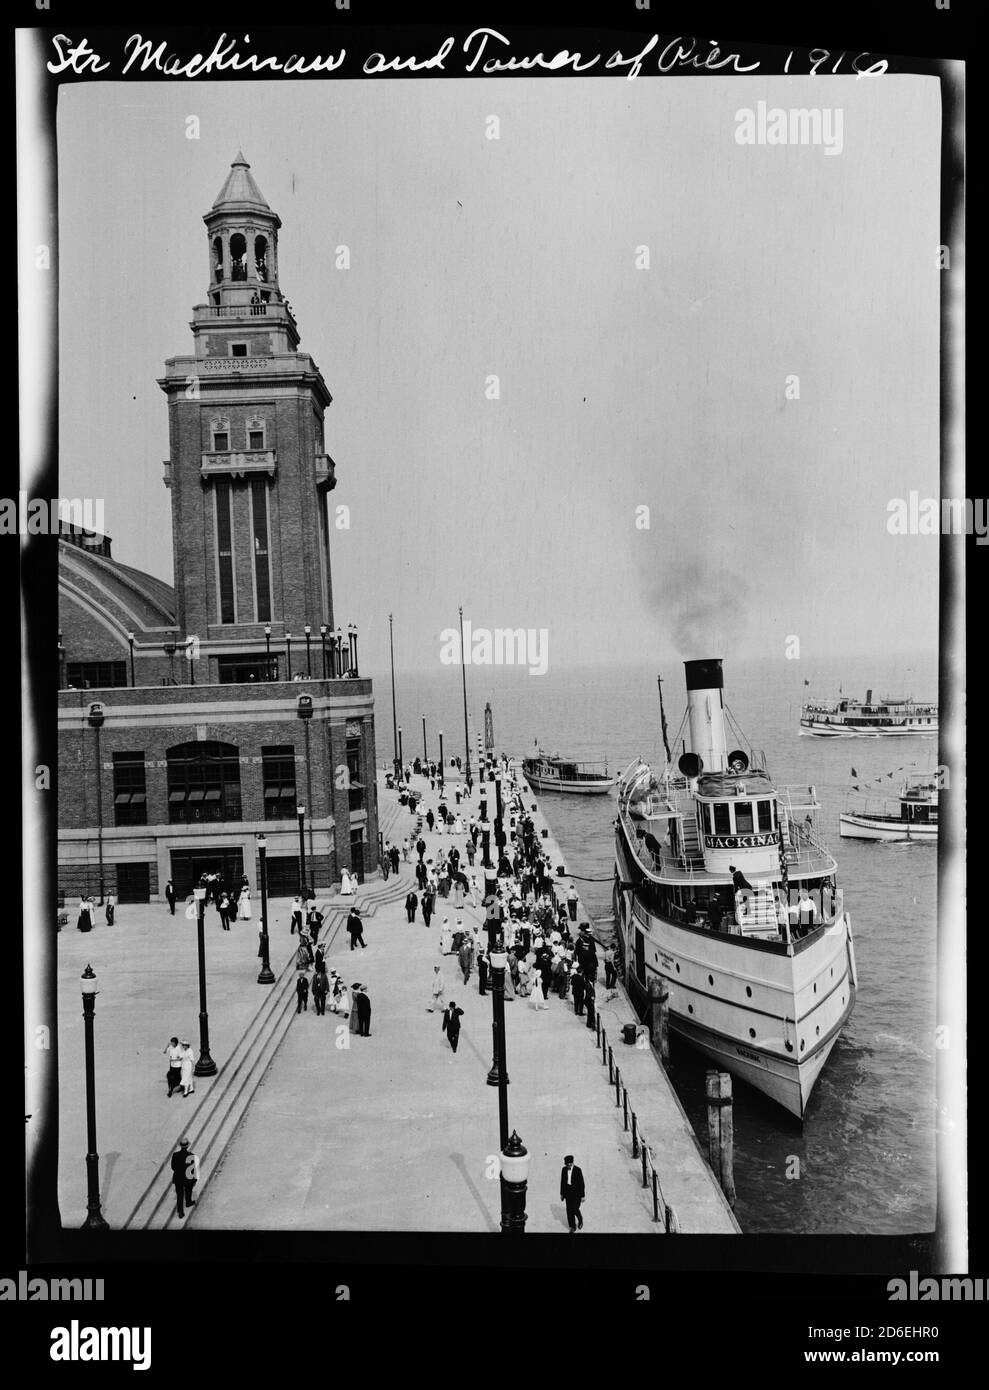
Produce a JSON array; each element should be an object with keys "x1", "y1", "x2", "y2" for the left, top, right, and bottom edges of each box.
[
  {"x1": 800, "y1": 688, "x2": 937, "y2": 737},
  {"x1": 615, "y1": 659, "x2": 856, "y2": 1120},
  {"x1": 839, "y1": 775, "x2": 938, "y2": 841},
  {"x1": 522, "y1": 747, "x2": 612, "y2": 795}
]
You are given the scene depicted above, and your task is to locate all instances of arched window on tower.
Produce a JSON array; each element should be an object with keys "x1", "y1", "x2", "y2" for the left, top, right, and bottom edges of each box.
[
  {"x1": 167, "y1": 741, "x2": 242, "y2": 823},
  {"x1": 213, "y1": 236, "x2": 224, "y2": 283},
  {"x1": 254, "y1": 235, "x2": 268, "y2": 282},
  {"x1": 230, "y1": 232, "x2": 247, "y2": 282}
]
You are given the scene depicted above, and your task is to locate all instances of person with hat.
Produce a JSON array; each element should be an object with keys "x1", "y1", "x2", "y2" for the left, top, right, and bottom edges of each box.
[
  {"x1": 421, "y1": 888, "x2": 435, "y2": 928},
  {"x1": 571, "y1": 968, "x2": 586, "y2": 1016},
  {"x1": 312, "y1": 968, "x2": 328, "y2": 1016},
  {"x1": 428, "y1": 964, "x2": 446, "y2": 1012},
  {"x1": 347, "y1": 905, "x2": 367, "y2": 950},
  {"x1": 165, "y1": 879, "x2": 176, "y2": 915},
  {"x1": 349, "y1": 985, "x2": 362, "y2": 1034},
  {"x1": 170, "y1": 1138, "x2": 199, "y2": 1219},
  {"x1": 355, "y1": 984, "x2": 372, "y2": 1037},
  {"x1": 405, "y1": 889, "x2": 419, "y2": 923},
  {"x1": 179, "y1": 1039, "x2": 196, "y2": 1096},
  {"x1": 559, "y1": 1155, "x2": 585, "y2": 1232},
  {"x1": 295, "y1": 973, "x2": 310, "y2": 1014},
  {"x1": 440, "y1": 918, "x2": 454, "y2": 955},
  {"x1": 566, "y1": 883, "x2": 579, "y2": 922},
  {"x1": 441, "y1": 1000, "x2": 464, "y2": 1054}
]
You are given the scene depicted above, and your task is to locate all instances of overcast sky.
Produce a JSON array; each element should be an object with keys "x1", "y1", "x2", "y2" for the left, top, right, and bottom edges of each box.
[{"x1": 58, "y1": 75, "x2": 941, "y2": 676}]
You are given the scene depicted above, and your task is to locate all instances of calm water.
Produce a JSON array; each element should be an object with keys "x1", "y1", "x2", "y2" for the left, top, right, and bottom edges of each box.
[{"x1": 388, "y1": 654, "x2": 939, "y2": 1233}]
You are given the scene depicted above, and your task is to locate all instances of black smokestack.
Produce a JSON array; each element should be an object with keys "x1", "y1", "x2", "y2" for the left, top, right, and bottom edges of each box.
[{"x1": 684, "y1": 658, "x2": 724, "y2": 692}]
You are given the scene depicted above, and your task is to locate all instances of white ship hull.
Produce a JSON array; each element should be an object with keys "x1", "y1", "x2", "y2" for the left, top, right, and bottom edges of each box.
[
  {"x1": 800, "y1": 719, "x2": 936, "y2": 738},
  {"x1": 614, "y1": 837, "x2": 855, "y2": 1120},
  {"x1": 524, "y1": 771, "x2": 612, "y2": 795},
  {"x1": 839, "y1": 812, "x2": 937, "y2": 841}
]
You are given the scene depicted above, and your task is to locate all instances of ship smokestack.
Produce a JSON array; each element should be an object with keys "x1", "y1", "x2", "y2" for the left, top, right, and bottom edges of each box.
[{"x1": 684, "y1": 658, "x2": 728, "y2": 774}]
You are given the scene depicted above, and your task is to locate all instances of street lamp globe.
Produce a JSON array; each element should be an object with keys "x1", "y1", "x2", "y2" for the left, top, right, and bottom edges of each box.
[
  {"x1": 500, "y1": 1131, "x2": 530, "y2": 1183},
  {"x1": 81, "y1": 964, "x2": 98, "y2": 995}
]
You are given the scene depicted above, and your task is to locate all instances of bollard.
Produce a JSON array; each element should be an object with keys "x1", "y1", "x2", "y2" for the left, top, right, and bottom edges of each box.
[
  {"x1": 596, "y1": 1013, "x2": 602, "y2": 1045},
  {"x1": 641, "y1": 1140, "x2": 649, "y2": 1189},
  {"x1": 631, "y1": 1111, "x2": 638, "y2": 1157},
  {"x1": 608, "y1": 1044, "x2": 614, "y2": 1083},
  {"x1": 665, "y1": 1203, "x2": 676, "y2": 1233},
  {"x1": 614, "y1": 1067, "x2": 621, "y2": 1107},
  {"x1": 652, "y1": 1167, "x2": 660, "y2": 1222},
  {"x1": 623, "y1": 1087, "x2": 629, "y2": 1131},
  {"x1": 705, "y1": 1069, "x2": 737, "y2": 1206},
  {"x1": 600, "y1": 1028, "x2": 606, "y2": 1062}
]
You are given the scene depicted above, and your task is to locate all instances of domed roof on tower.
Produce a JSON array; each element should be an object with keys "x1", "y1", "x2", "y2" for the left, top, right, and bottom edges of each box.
[{"x1": 210, "y1": 151, "x2": 273, "y2": 214}]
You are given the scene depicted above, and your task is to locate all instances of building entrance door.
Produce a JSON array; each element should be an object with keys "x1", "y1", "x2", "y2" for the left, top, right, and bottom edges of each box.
[
  {"x1": 349, "y1": 828, "x2": 365, "y2": 884},
  {"x1": 170, "y1": 847, "x2": 244, "y2": 900}
]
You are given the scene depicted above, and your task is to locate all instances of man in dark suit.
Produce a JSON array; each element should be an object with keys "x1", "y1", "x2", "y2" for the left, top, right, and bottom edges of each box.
[
  {"x1": 571, "y1": 969, "x2": 586, "y2": 1016},
  {"x1": 441, "y1": 1001, "x2": 464, "y2": 1053},
  {"x1": 560, "y1": 1155, "x2": 585, "y2": 1232},
  {"x1": 405, "y1": 890, "x2": 418, "y2": 923},
  {"x1": 170, "y1": 1139, "x2": 198, "y2": 1219},
  {"x1": 355, "y1": 986, "x2": 372, "y2": 1036}
]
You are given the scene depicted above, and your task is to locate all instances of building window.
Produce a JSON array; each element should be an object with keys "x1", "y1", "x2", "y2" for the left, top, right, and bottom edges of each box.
[
  {"x1": 113, "y1": 752, "x2": 147, "y2": 826},
  {"x1": 248, "y1": 430, "x2": 264, "y2": 450},
  {"x1": 346, "y1": 734, "x2": 364, "y2": 811},
  {"x1": 251, "y1": 478, "x2": 272, "y2": 623},
  {"x1": 212, "y1": 429, "x2": 229, "y2": 452},
  {"x1": 215, "y1": 479, "x2": 236, "y2": 624},
  {"x1": 262, "y1": 744, "x2": 297, "y2": 821},
  {"x1": 230, "y1": 343, "x2": 248, "y2": 357},
  {"x1": 65, "y1": 661, "x2": 128, "y2": 689},
  {"x1": 217, "y1": 654, "x2": 278, "y2": 684},
  {"x1": 166, "y1": 741, "x2": 241, "y2": 823},
  {"x1": 230, "y1": 232, "x2": 247, "y2": 281}
]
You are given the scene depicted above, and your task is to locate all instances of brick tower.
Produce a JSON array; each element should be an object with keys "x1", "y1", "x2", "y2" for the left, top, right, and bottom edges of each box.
[{"x1": 159, "y1": 151, "x2": 336, "y2": 680}]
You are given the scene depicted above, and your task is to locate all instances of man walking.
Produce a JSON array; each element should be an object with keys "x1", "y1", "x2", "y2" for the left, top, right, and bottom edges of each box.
[
  {"x1": 421, "y1": 889, "x2": 435, "y2": 928},
  {"x1": 105, "y1": 891, "x2": 116, "y2": 926},
  {"x1": 566, "y1": 883, "x2": 579, "y2": 922},
  {"x1": 296, "y1": 973, "x2": 310, "y2": 1013},
  {"x1": 571, "y1": 969, "x2": 586, "y2": 1017},
  {"x1": 458, "y1": 932, "x2": 474, "y2": 986},
  {"x1": 405, "y1": 889, "x2": 418, "y2": 924},
  {"x1": 603, "y1": 944, "x2": 618, "y2": 989},
  {"x1": 312, "y1": 970, "x2": 328, "y2": 1016},
  {"x1": 442, "y1": 1001, "x2": 464, "y2": 1053},
  {"x1": 347, "y1": 906, "x2": 367, "y2": 950},
  {"x1": 416, "y1": 836, "x2": 426, "y2": 863},
  {"x1": 165, "y1": 880, "x2": 176, "y2": 915},
  {"x1": 307, "y1": 904, "x2": 324, "y2": 945},
  {"x1": 428, "y1": 965, "x2": 446, "y2": 1012},
  {"x1": 477, "y1": 951, "x2": 488, "y2": 996},
  {"x1": 584, "y1": 976, "x2": 596, "y2": 1030},
  {"x1": 389, "y1": 842, "x2": 400, "y2": 875},
  {"x1": 290, "y1": 895, "x2": 303, "y2": 934},
  {"x1": 355, "y1": 986, "x2": 372, "y2": 1037},
  {"x1": 560, "y1": 1155, "x2": 585, "y2": 1232},
  {"x1": 218, "y1": 891, "x2": 231, "y2": 931},
  {"x1": 170, "y1": 1138, "x2": 199, "y2": 1219}
]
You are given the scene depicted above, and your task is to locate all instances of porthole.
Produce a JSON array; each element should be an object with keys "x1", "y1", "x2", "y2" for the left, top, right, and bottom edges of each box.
[
  {"x1": 687, "y1": 1004, "x2": 693, "y2": 1014},
  {"x1": 708, "y1": 974, "x2": 714, "y2": 987},
  {"x1": 830, "y1": 967, "x2": 834, "y2": 977},
  {"x1": 800, "y1": 1039, "x2": 806, "y2": 1051},
  {"x1": 675, "y1": 963, "x2": 680, "y2": 973},
  {"x1": 748, "y1": 1028, "x2": 756, "y2": 1039},
  {"x1": 745, "y1": 986, "x2": 752, "y2": 998},
  {"x1": 815, "y1": 1025, "x2": 820, "y2": 1036},
  {"x1": 784, "y1": 1041, "x2": 794, "y2": 1053},
  {"x1": 813, "y1": 983, "x2": 817, "y2": 994}
]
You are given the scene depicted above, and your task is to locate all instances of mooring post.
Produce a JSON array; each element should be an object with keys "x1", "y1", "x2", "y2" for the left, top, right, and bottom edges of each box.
[
  {"x1": 652, "y1": 1167, "x2": 660, "y2": 1222},
  {"x1": 596, "y1": 1014, "x2": 602, "y2": 1045},
  {"x1": 631, "y1": 1110, "x2": 638, "y2": 1156},
  {"x1": 607, "y1": 1044, "x2": 614, "y2": 1083},
  {"x1": 705, "y1": 1069, "x2": 736, "y2": 1206},
  {"x1": 615, "y1": 1067, "x2": 621, "y2": 1106},
  {"x1": 641, "y1": 1140, "x2": 649, "y2": 1188},
  {"x1": 623, "y1": 1087, "x2": 629, "y2": 1131}
]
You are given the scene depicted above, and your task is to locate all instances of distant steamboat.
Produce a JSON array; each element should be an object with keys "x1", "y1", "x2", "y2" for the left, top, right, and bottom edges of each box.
[
  {"x1": 839, "y1": 774, "x2": 939, "y2": 841},
  {"x1": 523, "y1": 748, "x2": 612, "y2": 796},
  {"x1": 615, "y1": 659, "x2": 856, "y2": 1120},
  {"x1": 800, "y1": 689, "x2": 937, "y2": 737}
]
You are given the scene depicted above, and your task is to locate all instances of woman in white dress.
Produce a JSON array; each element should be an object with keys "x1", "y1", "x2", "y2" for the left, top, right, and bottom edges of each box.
[
  {"x1": 238, "y1": 888, "x2": 252, "y2": 921},
  {"x1": 179, "y1": 1040, "x2": 196, "y2": 1096},
  {"x1": 439, "y1": 920, "x2": 454, "y2": 955},
  {"x1": 340, "y1": 868, "x2": 355, "y2": 896},
  {"x1": 453, "y1": 817, "x2": 464, "y2": 836},
  {"x1": 530, "y1": 977, "x2": 547, "y2": 1010}
]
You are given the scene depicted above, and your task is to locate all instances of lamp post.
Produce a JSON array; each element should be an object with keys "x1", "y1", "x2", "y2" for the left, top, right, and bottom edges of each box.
[
  {"x1": 486, "y1": 939, "x2": 510, "y2": 1121},
  {"x1": 187, "y1": 636, "x2": 197, "y2": 686},
  {"x1": 349, "y1": 623, "x2": 359, "y2": 676},
  {"x1": 499, "y1": 1131, "x2": 530, "y2": 1234},
  {"x1": 335, "y1": 627, "x2": 343, "y2": 678},
  {"x1": 192, "y1": 886, "x2": 217, "y2": 1076},
  {"x1": 389, "y1": 613, "x2": 400, "y2": 777},
  {"x1": 286, "y1": 633, "x2": 293, "y2": 682},
  {"x1": 398, "y1": 727, "x2": 404, "y2": 772},
  {"x1": 58, "y1": 629, "x2": 65, "y2": 690},
  {"x1": 320, "y1": 624, "x2": 328, "y2": 679},
  {"x1": 494, "y1": 770, "x2": 506, "y2": 865},
  {"x1": 304, "y1": 624, "x2": 312, "y2": 677},
  {"x1": 87, "y1": 703, "x2": 106, "y2": 905},
  {"x1": 298, "y1": 698, "x2": 315, "y2": 866},
  {"x1": 459, "y1": 606, "x2": 471, "y2": 785},
  {"x1": 256, "y1": 835, "x2": 274, "y2": 984},
  {"x1": 297, "y1": 805, "x2": 307, "y2": 898},
  {"x1": 264, "y1": 624, "x2": 272, "y2": 679},
  {"x1": 80, "y1": 966, "x2": 109, "y2": 1230},
  {"x1": 422, "y1": 715, "x2": 427, "y2": 762},
  {"x1": 127, "y1": 631, "x2": 136, "y2": 688}
]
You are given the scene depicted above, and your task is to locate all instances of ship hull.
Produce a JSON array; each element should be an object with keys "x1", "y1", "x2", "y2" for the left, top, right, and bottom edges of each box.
[
  {"x1": 839, "y1": 812, "x2": 937, "y2": 841},
  {"x1": 799, "y1": 719, "x2": 937, "y2": 738},
  {"x1": 524, "y1": 772, "x2": 612, "y2": 795},
  {"x1": 614, "y1": 835, "x2": 855, "y2": 1120}
]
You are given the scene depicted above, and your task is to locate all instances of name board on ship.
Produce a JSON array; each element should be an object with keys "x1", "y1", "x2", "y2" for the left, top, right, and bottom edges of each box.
[{"x1": 705, "y1": 833, "x2": 776, "y2": 849}]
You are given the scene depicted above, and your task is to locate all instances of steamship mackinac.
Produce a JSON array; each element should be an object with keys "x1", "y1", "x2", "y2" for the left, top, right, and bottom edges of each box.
[{"x1": 614, "y1": 659, "x2": 857, "y2": 1119}]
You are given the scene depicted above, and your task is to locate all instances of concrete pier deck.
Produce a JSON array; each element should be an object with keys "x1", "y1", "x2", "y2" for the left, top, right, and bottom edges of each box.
[{"x1": 54, "y1": 766, "x2": 736, "y2": 1234}]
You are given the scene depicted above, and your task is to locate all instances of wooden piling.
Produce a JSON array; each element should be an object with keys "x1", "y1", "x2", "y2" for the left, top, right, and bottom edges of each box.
[
  {"x1": 652, "y1": 1167, "x2": 660, "y2": 1222},
  {"x1": 640, "y1": 1140, "x2": 649, "y2": 1189},
  {"x1": 623, "y1": 1087, "x2": 629, "y2": 1131},
  {"x1": 615, "y1": 1067, "x2": 621, "y2": 1106},
  {"x1": 631, "y1": 1110, "x2": 638, "y2": 1157},
  {"x1": 607, "y1": 1044, "x2": 614, "y2": 1083},
  {"x1": 705, "y1": 1069, "x2": 737, "y2": 1206}
]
